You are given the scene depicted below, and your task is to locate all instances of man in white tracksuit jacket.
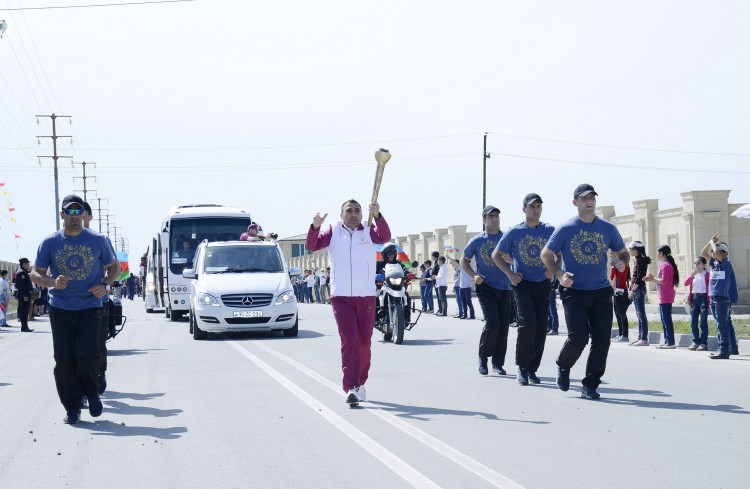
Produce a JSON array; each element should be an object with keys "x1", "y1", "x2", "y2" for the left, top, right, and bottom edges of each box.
[{"x1": 307, "y1": 199, "x2": 391, "y2": 405}]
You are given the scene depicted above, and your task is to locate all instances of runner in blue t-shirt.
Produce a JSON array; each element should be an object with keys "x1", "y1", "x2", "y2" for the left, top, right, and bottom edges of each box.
[
  {"x1": 494, "y1": 193, "x2": 555, "y2": 385},
  {"x1": 700, "y1": 235, "x2": 737, "y2": 359},
  {"x1": 31, "y1": 194, "x2": 120, "y2": 425},
  {"x1": 541, "y1": 184, "x2": 629, "y2": 400},
  {"x1": 462, "y1": 205, "x2": 512, "y2": 376}
]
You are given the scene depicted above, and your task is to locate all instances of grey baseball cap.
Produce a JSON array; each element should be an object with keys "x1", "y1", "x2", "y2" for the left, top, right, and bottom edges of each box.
[
  {"x1": 573, "y1": 183, "x2": 598, "y2": 199},
  {"x1": 482, "y1": 205, "x2": 500, "y2": 217}
]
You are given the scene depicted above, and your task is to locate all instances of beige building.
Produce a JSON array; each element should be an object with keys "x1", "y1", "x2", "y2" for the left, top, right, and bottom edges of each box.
[{"x1": 281, "y1": 190, "x2": 749, "y2": 304}]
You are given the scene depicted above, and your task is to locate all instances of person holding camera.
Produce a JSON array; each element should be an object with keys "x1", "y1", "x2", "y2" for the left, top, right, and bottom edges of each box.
[{"x1": 31, "y1": 194, "x2": 120, "y2": 425}]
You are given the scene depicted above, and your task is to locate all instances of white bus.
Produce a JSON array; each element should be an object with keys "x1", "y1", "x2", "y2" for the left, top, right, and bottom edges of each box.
[{"x1": 151, "y1": 204, "x2": 252, "y2": 320}]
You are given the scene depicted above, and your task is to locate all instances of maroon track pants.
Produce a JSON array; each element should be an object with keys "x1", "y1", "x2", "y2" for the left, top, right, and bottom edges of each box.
[{"x1": 331, "y1": 296, "x2": 376, "y2": 392}]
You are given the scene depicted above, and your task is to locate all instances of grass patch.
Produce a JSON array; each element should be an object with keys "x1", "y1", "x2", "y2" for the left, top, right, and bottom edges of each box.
[{"x1": 616, "y1": 319, "x2": 750, "y2": 340}]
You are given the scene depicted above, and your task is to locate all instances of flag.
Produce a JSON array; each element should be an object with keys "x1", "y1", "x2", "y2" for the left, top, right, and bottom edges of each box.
[
  {"x1": 10, "y1": 217, "x2": 16, "y2": 222},
  {"x1": 14, "y1": 234, "x2": 20, "y2": 238},
  {"x1": 116, "y1": 251, "x2": 130, "y2": 281},
  {"x1": 8, "y1": 208, "x2": 15, "y2": 212},
  {"x1": 0, "y1": 183, "x2": 4, "y2": 187}
]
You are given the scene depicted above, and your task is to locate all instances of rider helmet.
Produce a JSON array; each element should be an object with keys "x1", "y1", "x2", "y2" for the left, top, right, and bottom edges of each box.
[{"x1": 381, "y1": 244, "x2": 399, "y2": 263}]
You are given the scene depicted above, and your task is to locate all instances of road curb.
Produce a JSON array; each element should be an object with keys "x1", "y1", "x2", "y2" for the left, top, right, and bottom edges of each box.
[{"x1": 612, "y1": 327, "x2": 749, "y2": 354}]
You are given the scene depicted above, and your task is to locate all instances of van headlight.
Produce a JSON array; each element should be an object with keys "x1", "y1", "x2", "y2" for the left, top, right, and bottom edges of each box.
[
  {"x1": 275, "y1": 290, "x2": 296, "y2": 305},
  {"x1": 198, "y1": 293, "x2": 221, "y2": 307}
]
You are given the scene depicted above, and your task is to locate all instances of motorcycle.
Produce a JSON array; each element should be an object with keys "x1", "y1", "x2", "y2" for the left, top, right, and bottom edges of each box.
[{"x1": 374, "y1": 263, "x2": 422, "y2": 344}]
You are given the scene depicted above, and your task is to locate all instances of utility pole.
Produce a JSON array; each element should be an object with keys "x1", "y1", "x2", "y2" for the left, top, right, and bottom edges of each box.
[
  {"x1": 482, "y1": 132, "x2": 491, "y2": 230},
  {"x1": 94, "y1": 197, "x2": 108, "y2": 233},
  {"x1": 37, "y1": 114, "x2": 72, "y2": 231},
  {"x1": 113, "y1": 226, "x2": 120, "y2": 253},
  {"x1": 72, "y1": 161, "x2": 96, "y2": 202},
  {"x1": 105, "y1": 214, "x2": 112, "y2": 242}
]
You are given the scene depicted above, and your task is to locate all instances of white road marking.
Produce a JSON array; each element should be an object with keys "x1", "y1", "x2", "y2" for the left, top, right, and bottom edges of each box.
[
  {"x1": 248, "y1": 340, "x2": 527, "y2": 489},
  {"x1": 226, "y1": 340, "x2": 441, "y2": 489}
]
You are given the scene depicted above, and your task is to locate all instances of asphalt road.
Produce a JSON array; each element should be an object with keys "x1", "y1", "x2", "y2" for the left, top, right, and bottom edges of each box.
[{"x1": 1, "y1": 299, "x2": 748, "y2": 489}]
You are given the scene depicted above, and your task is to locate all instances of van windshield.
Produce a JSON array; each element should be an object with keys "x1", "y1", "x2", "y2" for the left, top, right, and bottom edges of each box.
[{"x1": 203, "y1": 246, "x2": 283, "y2": 273}]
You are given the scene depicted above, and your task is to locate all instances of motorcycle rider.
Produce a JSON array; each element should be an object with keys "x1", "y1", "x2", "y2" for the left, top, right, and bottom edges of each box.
[{"x1": 375, "y1": 244, "x2": 412, "y2": 323}]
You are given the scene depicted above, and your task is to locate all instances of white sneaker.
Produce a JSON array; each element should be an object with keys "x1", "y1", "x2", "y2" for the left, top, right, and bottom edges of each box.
[
  {"x1": 611, "y1": 335, "x2": 621, "y2": 342},
  {"x1": 355, "y1": 385, "x2": 366, "y2": 402},
  {"x1": 345, "y1": 389, "x2": 359, "y2": 405}
]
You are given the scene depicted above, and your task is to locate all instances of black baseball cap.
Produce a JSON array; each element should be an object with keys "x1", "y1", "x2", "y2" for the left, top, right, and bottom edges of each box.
[
  {"x1": 61, "y1": 194, "x2": 85, "y2": 209},
  {"x1": 19, "y1": 257, "x2": 29, "y2": 265},
  {"x1": 482, "y1": 205, "x2": 501, "y2": 217},
  {"x1": 523, "y1": 193, "x2": 543, "y2": 206},
  {"x1": 573, "y1": 184, "x2": 598, "y2": 199},
  {"x1": 82, "y1": 201, "x2": 92, "y2": 214}
]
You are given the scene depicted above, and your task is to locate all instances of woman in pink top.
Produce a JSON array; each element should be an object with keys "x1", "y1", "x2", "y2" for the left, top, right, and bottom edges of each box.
[{"x1": 644, "y1": 245, "x2": 679, "y2": 348}]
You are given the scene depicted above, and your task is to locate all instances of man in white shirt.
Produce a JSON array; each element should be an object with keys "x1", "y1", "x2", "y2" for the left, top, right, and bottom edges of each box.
[{"x1": 434, "y1": 256, "x2": 449, "y2": 316}]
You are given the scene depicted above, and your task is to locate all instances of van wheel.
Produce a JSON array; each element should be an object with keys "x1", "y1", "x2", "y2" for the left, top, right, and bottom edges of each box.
[
  {"x1": 282, "y1": 318, "x2": 299, "y2": 337},
  {"x1": 170, "y1": 309, "x2": 181, "y2": 321},
  {"x1": 193, "y1": 318, "x2": 207, "y2": 340},
  {"x1": 189, "y1": 311, "x2": 194, "y2": 334},
  {"x1": 165, "y1": 306, "x2": 171, "y2": 319}
]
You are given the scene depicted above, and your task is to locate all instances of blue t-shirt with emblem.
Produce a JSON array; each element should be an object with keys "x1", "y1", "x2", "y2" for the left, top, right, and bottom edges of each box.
[
  {"x1": 463, "y1": 231, "x2": 511, "y2": 290},
  {"x1": 496, "y1": 222, "x2": 555, "y2": 283},
  {"x1": 35, "y1": 229, "x2": 116, "y2": 310},
  {"x1": 709, "y1": 257, "x2": 733, "y2": 298},
  {"x1": 544, "y1": 217, "x2": 625, "y2": 291}
]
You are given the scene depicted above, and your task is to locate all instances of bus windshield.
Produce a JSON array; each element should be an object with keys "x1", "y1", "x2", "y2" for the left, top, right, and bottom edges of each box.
[
  {"x1": 169, "y1": 217, "x2": 251, "y2": 274},
  {"x1": 203, "y1": 245, "x2": 284, "y2": 274}
]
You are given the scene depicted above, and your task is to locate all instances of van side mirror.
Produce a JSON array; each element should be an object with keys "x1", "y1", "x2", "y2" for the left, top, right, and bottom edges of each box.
[{"x1": 182, "y1": 269, "x2": 197, "y2": 280}]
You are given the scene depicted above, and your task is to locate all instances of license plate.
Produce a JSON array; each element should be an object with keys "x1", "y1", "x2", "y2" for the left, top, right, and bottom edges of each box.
[{"x1": 233, "y1": 311, "x2": 263, "y2": 318}]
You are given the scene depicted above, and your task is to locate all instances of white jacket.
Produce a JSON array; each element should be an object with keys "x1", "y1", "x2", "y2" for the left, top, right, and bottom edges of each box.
[{"x1": 327, "y1": 222, "x2": 376, "y2": 297}]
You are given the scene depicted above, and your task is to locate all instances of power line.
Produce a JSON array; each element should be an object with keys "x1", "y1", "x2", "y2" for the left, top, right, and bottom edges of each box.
[
  {"x1": 493, "y1": 152, "x2": 750, "y2": 176},
  {"x1": 0, "y1": 0, "x2": 195, "y2": 10},
  {"x1": 0, "y1": 133, "x2": 480, "y2": 151},
  {"x1": 1, "y1": 0, "x2": 53, "y2": 110},
  {"x1": 488, "y1": 131, "x2": 750, "y2": 158}
]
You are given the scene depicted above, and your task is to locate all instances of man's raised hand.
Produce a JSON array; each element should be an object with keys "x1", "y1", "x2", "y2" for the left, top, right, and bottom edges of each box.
[{"x1": 312, "y1": 212, "x2": 328, "y2": 229}]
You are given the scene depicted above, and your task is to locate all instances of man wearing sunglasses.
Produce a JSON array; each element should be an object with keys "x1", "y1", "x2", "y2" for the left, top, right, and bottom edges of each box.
[{"x1": 31, "y1": 194, "x2": 120, "y2": 425}]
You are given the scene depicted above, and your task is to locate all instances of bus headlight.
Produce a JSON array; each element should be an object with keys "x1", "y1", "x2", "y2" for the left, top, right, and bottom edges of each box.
[
  {"x1": 275, "y1": 290, "x2": 296, "y2": 305},
  {"x1": 198, "y1": 293, "x2": 221, "y2": 307}
]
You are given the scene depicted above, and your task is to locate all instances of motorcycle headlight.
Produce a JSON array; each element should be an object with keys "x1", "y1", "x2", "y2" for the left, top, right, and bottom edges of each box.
[
  {"x1": 388, "y1": 278, "x2": 403, "y2": 286},
  {"x1": 198, "y1": 293, "x2": 221, "y2": 307},
  {"x1": 275, "y1": 290, "x2": 296, "y2": 305}
]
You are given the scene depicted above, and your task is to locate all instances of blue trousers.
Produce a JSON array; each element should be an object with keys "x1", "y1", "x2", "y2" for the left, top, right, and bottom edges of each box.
[
  {"x1": 659, "y1": 303, "x2": 675, "y2": 345},
  {"x1": 454, "y1": 286, "x2": 464, "y2": 317},
  {"x1": 423, "y1": 283, "x2": 434, "y2": 311},
  {"x1": 632, "y1": 287, "x2": 648, "y2": 341},
  {"x1": 689, "y1": 294, "x2": 709, "y2": 346},
  {"x1": 547, "y1": 287, "x2": 559, "y2": 332},
  {"x1": 460, "y1": 287, "x2": 475, "y2": 318}
]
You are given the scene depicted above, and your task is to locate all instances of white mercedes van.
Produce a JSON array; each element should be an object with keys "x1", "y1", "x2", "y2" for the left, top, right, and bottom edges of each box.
[{"x1": 183, "y1": 240, "x2": 300, "y2": 340}]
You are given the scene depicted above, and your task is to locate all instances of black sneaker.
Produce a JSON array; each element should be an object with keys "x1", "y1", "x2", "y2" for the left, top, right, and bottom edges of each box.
[
  {"x1": 88, "y1": 395, "x2": 103, "y2": 417},
  {"x1": 517, "y1": 368, "x2": 529, "y2": 385},
  {"x1": 709, "y1": 352, "x2": 730, "y2": 359},
  {"x1": 97, "y1": 373, "x2": 107, "y2": 395},
  {"x1": 581, "y1": 386, "x2": 601, "y2": 399},
  {"x1": 527, "y1": 371, "x2": 541, "y2": 384},
  {"x1": 468, "y1": 316, "x2": 475, "y2": 320},
  {"x1": 730, "y1": 350, "x2": 739, "y2": 356},
  {"x1": 556, "y1": 367, "x2": 570, "y2": 391},
  {"x1": 63, "y1": 409, "x2": 81, "y2": 424},
  {"x1": 477, "y1": 357, "x2": 489, "y2": 376},
  {"x1": 80, "y1": 395, "x2": 88, "y2": 409},
  {"x1": 492, "y1": 364, "x2": 506, "y2": 376}
]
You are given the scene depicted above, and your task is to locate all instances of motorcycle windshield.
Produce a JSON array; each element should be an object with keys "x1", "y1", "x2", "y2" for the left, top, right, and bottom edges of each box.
[{"x1": 384, "y1": 264, "x2": 404, "y2": 279}]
